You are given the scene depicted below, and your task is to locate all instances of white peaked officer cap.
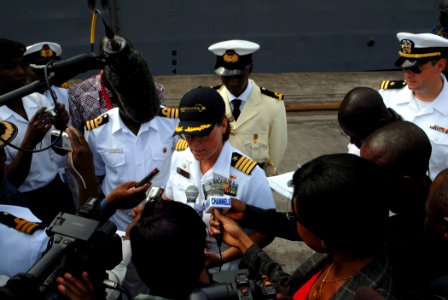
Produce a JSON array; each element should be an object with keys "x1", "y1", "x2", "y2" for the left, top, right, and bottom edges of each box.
[
  {"x1": 208, "y1": 40, "x2": 260, "y2": 76},
  {"x1": 395, "y1": 32, "x2": 448, "y2": 68},
  {"x1": 24, "y1": 42, "x2": 62, "y2": 69}
]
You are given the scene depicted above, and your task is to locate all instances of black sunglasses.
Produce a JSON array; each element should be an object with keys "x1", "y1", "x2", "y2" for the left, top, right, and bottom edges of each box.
[{"x1": 402, "y1": 65, "x2": 423, "y2": 74}]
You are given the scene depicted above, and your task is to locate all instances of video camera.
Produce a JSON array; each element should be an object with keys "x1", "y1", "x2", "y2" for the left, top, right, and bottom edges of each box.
[
  {"x1": 188, "y1": 269, "x2": 276, "y2": 300},
  {"x1": 1, "y1": 197, "x2": 122, "y2": 300}
]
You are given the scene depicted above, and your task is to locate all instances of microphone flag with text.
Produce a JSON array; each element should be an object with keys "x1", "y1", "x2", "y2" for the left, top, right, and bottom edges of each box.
[{"x1": 203, "y1": 183, "x2": 231, "y2": 214}]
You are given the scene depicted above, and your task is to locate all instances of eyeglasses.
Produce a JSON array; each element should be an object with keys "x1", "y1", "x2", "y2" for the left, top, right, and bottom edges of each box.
[
  {"x1": 179, "y1": 133, "x2": 210, "y2": 142},
  {"x1": 402, "y1": 59, "x2": 438, "y2": 74},
  {"x1": 179, "y1": 124, "x2": 218, "y2": 142},
  {"x1": 180, "y1": 134, "x2": 210, "y2": 142}
]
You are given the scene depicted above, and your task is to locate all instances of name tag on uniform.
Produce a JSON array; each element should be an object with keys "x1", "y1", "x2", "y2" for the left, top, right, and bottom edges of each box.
[
  {"x1": 109, "y1": 148, "x2": 123, "y2": 153},
  {"x1": 177, "y1": 167, "x2": 190, "y2": 179}
]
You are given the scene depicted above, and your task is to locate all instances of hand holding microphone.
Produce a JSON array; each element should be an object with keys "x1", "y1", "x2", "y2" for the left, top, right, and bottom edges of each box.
[
  {"x1": 209, "y1": 207, "x2": 256, "y2": 255},
  {"x1": 203, "y1": 183, "x2": 231, "y2": 247}
]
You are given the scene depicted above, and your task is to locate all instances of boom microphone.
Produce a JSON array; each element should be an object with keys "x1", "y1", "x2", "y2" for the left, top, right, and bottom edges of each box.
[
  {"x1": 49, "y1": 53, "x2": 104, "y2": 85},
  {"x1": 0, "y1": 53, "x2": 104, "y2": 106}
]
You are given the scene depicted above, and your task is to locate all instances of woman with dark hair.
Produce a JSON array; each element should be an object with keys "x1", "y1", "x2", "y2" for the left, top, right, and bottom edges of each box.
[
  {"x1": 163, "y1": 86, "x2": 275, "y2": 273},
  {"x1": 210, "y1": 153, "x2": 398, "y2": 299},
  {"x1": 130, "y1": 199, "x2": 208, "y2": 299}
]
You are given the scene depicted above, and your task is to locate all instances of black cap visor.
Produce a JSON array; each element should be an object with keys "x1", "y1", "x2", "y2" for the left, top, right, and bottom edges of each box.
[{"x1": 395, "y1": 56, "x2": 436, "y2": 68}]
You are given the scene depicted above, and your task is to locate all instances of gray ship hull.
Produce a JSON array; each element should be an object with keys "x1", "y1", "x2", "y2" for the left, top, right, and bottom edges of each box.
[{"x1": 0, "y1": 0, "x2": 441, "y2": 76}]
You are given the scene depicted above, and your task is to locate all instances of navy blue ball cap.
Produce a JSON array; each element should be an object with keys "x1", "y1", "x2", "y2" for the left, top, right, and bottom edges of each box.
[{"x1": 175, "y1": 86, "x2": 225, "y2": 137}]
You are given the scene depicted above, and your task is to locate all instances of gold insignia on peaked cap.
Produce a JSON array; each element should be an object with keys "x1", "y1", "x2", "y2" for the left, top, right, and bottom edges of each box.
[
  {"x1": 158, "y1": 106, "x2": 179, "y2": 119},
  {"x1": 231, "y1": 152, "x2": 257, "y2": 175},
  {"x1": 395, "y1": 32, "x2": 448, "y2": 68},
  {"x1": 85, "y1": 113, "x2": 109, "y2": 131},
  {"x1": 0, "y1": 120, "x2": 18, "y2": 148},
  {"x1": 24, "y1": 42, "x2": 62, "y2": 69},
  {"x1": 223, "y1": 50, "x2": 239, "y2": 63},
  {"x1": 400, "y1": 39, "x2": 413, "y2": 55},
  {"x1": 209, "y1": 40, "x2": 260, "y2": 76},
  {"x1": 40, "y1": 45, "x2": 55, "y2": 58},
  {"x1": 175, "y1": 139, "x2": 189, "y2": 151}
]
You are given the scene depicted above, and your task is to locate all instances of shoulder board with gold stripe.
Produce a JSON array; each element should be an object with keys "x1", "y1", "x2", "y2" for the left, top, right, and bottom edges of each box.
[
  {"x1": 158, "y1": 106, "x2": 179, "y2": 119},
  {"x1": 59, "y1": 82, "x2": 70, "y2": 89},
  {"x1": 260, "y1": 87, "x2": 284, "y2": 100},
  {"x1": 175, "y1": 139, "x2": 189, "y2": 151},
  {"x1": 231, "y1": 152, "x2": 257, "y2": 175},
  {"x1": 85, "y1": 113, "x2": 109, "y2": 131},
  {"x1": 379, "y1": 80, "x2": 407, "y2": 90},
  {"x1": 211, "y1": 84, "x2": 223, "y2": 90},
  {"x1": 0, "y1": 211, "x2": 45, "y2": 235}
]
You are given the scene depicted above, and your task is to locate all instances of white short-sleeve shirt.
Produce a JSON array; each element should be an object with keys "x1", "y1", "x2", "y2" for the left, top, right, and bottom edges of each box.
[
  {"x1": 165, "y1": 141, "x2": 275, "y2": 272},
  {"x1": 0, "y1": 93, "x2": 60, "y2": 192},
  {"x1": 379, "y1": 75, "x2": 448, "y2": 180},
  {"x1": 85, "y1": 107, "x2": 178, "y2": 230},
  {"x1": 0, "y1": 205, "x2": 49, "y2": 277}
]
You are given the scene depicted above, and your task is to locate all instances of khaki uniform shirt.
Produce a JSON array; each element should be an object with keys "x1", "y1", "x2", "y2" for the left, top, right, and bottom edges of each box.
[{"x1": 216, "y1": 80, "x2": 287, "y2": 176}]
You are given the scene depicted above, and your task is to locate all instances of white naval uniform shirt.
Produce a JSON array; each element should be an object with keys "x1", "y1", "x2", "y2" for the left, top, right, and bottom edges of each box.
[
  {"x1": 379, "y1": 75, "x2": 448, "y2": 180},
  {"x1": 0, "y1": 93, "x2": 60, "y2": 192},
  {"x1": 43, "y1": 86, "x2": 69, "y2": 114},
  {"x1": 227, "y1": 80, "x2": 253, "y2": 113},
  {"x1": 347, "y1": 143, "x2": 361, "y2": 156},
  {"x1": 43, "y1": 86, "x2": 71, "y2": 171},
  {"x1": 164, "y1": 141, "x2": 275, "y2": 272},
  {"x1": 0, "y1": 205, "x2": 49, "y2": 277},
  {"x1": 85, "y1": 107, "x2": 178, "y2": 231}
]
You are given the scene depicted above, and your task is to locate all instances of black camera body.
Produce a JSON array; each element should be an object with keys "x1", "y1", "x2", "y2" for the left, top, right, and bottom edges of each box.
[
  {"x1": 188, "y1": 269, "x2": 276, "y2": 300},
  {"x1": 26, "y1": 197, "x2": 122, "y2": 299}
]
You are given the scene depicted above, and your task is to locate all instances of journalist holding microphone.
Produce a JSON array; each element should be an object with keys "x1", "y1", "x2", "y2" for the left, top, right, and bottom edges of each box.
[
  {"x1": 210, "y1": 153, "x2": 398, "y2": 299},
  {"x1": 163, "y1": 86, "x2": 275, "y2": 272}
]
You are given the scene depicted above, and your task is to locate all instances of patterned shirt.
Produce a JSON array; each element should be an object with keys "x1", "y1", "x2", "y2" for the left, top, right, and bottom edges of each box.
[
  {"x1": 243, "y1": 246, "x2": 397, "y2": 300},
  {"x1": 68, "y1": 71, "x2": 165, "y2": 131}
]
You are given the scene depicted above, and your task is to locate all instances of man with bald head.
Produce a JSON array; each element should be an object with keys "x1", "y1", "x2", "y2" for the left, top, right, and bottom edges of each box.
[
  {"x1": 338, "y1": 86, "x2": 402, "y2": 155},
  {"x1": 425, "y1": 168, "x2": 448, "y2": 241},
  {"x1": 361, "y1": 120, "x2": 431, "y2": 218},
  {"x1": 360, "y1": 120, "x2": 437, "y2": 299}
]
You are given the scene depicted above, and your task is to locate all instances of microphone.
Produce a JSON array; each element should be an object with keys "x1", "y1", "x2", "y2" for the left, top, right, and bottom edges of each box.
[
  {"x1": 354, "y1": 287, "x2": 386, "y2": 300},
  {"x1": 203, "y1": 183, "x2": 231, "y2": 214},
  {"x1": 102, "y1": 35, "x2": 135, "y2": 74},
  {"x1": 203, "y1": 183, "x2": 231, "y2": 247},
  {"x1": 185, "y1": 185, "x2": 202, "y2": 217},
  {"x1": 0, "y1": 53, "x2": 104, "y2": 106},
  {"x1": 50, "y1": 53, "x2": 104, "y2": 85}
]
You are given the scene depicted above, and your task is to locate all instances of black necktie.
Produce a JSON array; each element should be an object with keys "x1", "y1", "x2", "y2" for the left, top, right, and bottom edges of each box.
[{"x1": 232, "y1": 99, "x2": 242, "y2": 121}]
